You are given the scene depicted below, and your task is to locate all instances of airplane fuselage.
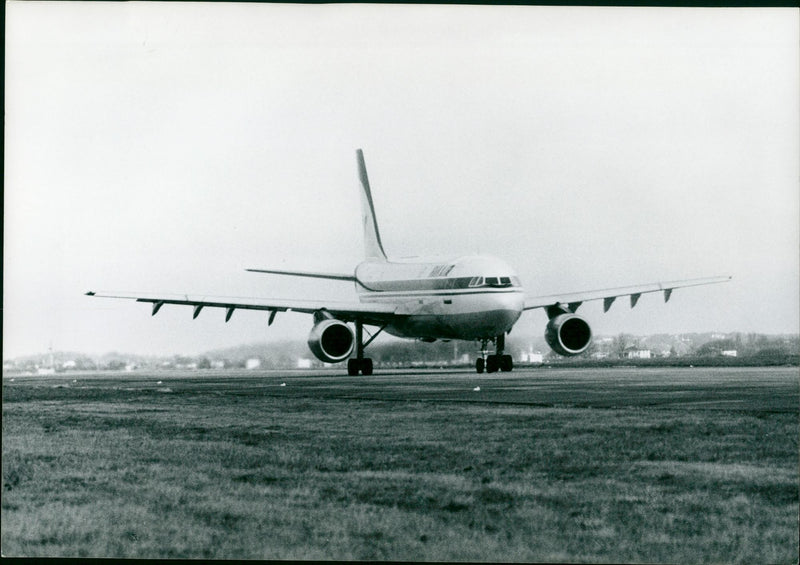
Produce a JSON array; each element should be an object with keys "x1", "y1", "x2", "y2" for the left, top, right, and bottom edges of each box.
[{"x1": 354, "y1": 255, "x2": 525, "y2": 340}]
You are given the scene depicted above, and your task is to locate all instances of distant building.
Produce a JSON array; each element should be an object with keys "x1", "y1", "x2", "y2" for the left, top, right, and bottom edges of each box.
[
  {"x1": 296, "y1": 358, "x2": 312, "y2": 369},
  {"x1": 624, "y1": 348, "x2": 651, "y2": 359},
  {"x1": 722, "y1": 350, "x2": 738, "y2": 357},
  {"x1": 521, "y1": 350, "x2": 544, "y2": 364},
  {"x1": 245, "y1": 358, "x2": 261, "y2": 370}
]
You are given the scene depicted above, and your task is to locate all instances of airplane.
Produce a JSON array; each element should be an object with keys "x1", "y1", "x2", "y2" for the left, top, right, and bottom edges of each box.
[{"x1": 87, "y1": 149, "x2": 731, "y2": 375}]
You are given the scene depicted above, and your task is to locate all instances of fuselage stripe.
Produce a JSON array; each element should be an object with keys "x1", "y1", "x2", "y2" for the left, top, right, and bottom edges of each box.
[
  {"x1": 356, "y1": 277, "x2": 520, "y2": 293},
  {"x1": 359, "y1": 289, "x2": 525, "y2": 300}
]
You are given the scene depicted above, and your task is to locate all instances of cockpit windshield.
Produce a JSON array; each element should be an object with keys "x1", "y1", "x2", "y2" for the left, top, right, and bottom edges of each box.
[{"x1": 468, "y1": 276, "x2": 520, "y2": 288}]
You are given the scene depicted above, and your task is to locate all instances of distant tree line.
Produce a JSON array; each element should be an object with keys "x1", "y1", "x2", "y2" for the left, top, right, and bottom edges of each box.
[{"x1": 4, "y1": 333, "x2": 798, "y2": 374}]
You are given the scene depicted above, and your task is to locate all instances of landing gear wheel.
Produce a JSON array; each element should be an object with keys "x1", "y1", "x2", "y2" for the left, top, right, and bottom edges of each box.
[
  {"x1": 347, "y1": 358, "x2": 373, "y2": 376},
  {"x1": 486, "y1": 355, "x2": 499, "y2": 373},
  {"x1": 476, "y1": 358, "x2": 485, "y2": 374},
  {"x1": 500, "y1": 355, "x2": 513, "y2": 372}
]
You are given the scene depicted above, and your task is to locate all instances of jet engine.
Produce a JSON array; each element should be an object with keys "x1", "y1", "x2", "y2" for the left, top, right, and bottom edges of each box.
[
  {"x1": 545, "y1": 313, "x2": 592, "y2": 356},
  {"x1": 307, "y1": 319, "x2": 355, "y2": 363}
]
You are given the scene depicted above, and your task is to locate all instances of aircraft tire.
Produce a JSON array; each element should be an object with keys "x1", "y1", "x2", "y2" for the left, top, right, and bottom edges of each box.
[
  {"x1": 476, "y1": 358, "x2": 485, "y2": 374},
  {"x1": 347, "y1": 359, "x2": 359, "y2": 376},
  {"x1": 486, "y1": 355, "x2": 499, "y2": 373},
  {"x1": 501, "y1": 355, "x2": 513, "y2": 372},
  {"x1": 362, "y1": 358, "x2": 373, "y2": 376}
]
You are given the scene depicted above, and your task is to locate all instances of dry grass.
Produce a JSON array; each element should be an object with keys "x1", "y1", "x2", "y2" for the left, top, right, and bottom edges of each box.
[{"x1": 2, "y1": 368, "x2": 798, "y2": 561}]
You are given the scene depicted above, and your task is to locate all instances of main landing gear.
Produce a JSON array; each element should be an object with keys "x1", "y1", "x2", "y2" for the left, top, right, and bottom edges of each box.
[
  {"x1": 347, "y1": 321, "x2": 384, "y2": 376},
  {"x1": 348, "y1": 357, "x2": 372, "y2": 376},
  {"x1": 476, "y1": 333, "x2": 513, "y2": 374}
]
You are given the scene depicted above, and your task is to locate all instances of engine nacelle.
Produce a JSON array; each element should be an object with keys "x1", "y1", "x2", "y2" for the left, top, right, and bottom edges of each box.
[
  {"x1": 545, "y1": 313, "x2": 592, "y2": 356},
  {"x1": 307, "y1": 319, "x2": 355, "y2": 363}
]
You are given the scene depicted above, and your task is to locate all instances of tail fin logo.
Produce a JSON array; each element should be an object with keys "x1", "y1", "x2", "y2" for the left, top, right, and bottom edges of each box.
[{"x1": 357, "y1": 149, "x2": 388, "y2": 261}]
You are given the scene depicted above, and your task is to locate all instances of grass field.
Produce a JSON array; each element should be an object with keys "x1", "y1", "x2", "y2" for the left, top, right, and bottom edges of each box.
[{"x1": 2, "y1": 367, "x2": 798, "y2": 561}]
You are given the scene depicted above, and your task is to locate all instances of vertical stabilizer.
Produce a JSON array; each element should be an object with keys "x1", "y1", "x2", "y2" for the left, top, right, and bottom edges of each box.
[{"x1": 357, "y1": 149, "x2": 388, "y2": 261}]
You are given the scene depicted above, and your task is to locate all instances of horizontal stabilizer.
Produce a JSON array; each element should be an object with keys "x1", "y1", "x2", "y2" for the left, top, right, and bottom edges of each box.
[{"x1": 246, "y1": 268, "x2": 356, "y2": 281}]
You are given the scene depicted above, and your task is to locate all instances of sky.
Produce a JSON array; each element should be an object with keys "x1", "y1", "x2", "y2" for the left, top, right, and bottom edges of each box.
[{"x1": 5, "y1": 3, "x2": 799, "y2": 358}]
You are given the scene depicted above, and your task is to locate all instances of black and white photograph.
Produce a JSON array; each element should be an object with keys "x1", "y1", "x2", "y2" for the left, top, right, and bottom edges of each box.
[{"x1": 3, "y1": 2, "x2": 798, "y2": 561}]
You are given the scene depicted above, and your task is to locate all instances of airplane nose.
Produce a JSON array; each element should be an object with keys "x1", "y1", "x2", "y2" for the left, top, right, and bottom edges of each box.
[
  {"x1": 486, "y1": 292, "x2": 524, "y2": 333},
  {"x1": 493, "y1": 291, "x2": 524, "y2": 314}
]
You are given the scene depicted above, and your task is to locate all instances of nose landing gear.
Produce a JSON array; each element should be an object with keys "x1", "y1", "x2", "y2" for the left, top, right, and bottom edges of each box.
[{"x1": 476, "y1": 334, "x2": 513, "y2": 373}]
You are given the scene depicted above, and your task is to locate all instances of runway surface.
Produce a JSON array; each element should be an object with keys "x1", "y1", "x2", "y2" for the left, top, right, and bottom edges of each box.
[
  {"x1": 9, "y1": 365, "x2": 794, "y2": 411},
  {"x1": 3, "y1": 366, "x2": 798, "y2": 561}
]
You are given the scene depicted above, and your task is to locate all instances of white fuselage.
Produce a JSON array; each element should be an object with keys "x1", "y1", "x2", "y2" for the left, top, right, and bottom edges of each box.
[{"x1": 354, "y1": 255, "x2": 524, "y2": 340}]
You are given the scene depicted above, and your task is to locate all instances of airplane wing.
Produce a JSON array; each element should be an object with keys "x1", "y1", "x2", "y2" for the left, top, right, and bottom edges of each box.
[
  {"x1": 523, "y1": 275, "x2": 732, "y2": 313},
  {"x1": 85, "y1": 291, "x2": 397, "y2": 326}
]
